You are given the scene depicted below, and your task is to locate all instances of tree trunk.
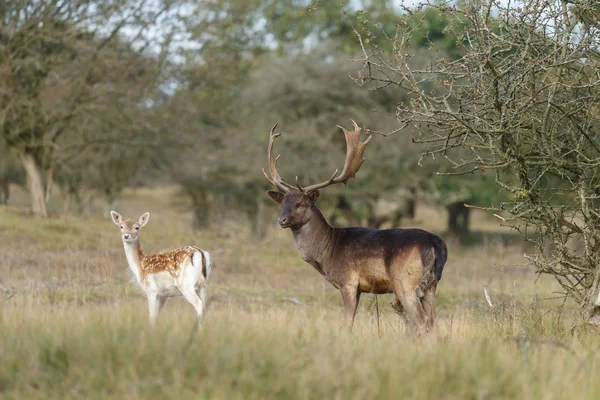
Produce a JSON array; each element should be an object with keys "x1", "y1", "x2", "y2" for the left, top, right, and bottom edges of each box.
[
  {"x1": 391, "y1": 209, "x2": 404, "y2": 228},
  {"x1": 447, "y1": 202, "x2": 470, "y2": 240},
  {"x1": 79, "y1": 190, "x2": 92, "y2": 217},
  {"x1": 104, "y1": 193, "x2": 119, "y2": 218},
  {"x1": 406, "y1": 187, "x2": 417, "y2": 220},
  {"x1": 0, "y1": 179, "x2": 8, "y2": 205},
  {"x1": 19, "y1": 152, "x2": 48, "y2": 217},
  {"x1": 584, "y1": 271, "x2": 600, "y2": 326},
  {"x1": 191, "y1": 190, "x2": 210, "y2": 229},
  {"x1": 366, "y1": 200, "x2": 378, "y2": 228},
  {"x1": 44, "y1": 167, "x2": 54, "y2": 204},
  {"x1": 62, "y1": 192, "x2": 73, "y2": 216},
  {"x1": 253, "y1": 197, "x2": 266, "y2": 240}
]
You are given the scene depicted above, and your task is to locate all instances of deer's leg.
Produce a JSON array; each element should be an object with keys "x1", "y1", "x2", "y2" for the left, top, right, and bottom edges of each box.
[
  {"x1": 340, "y1": 285, "x2": 361, "y2": 331},
  {"x1": 147, "y1": 292, "x2": 165, "y2": 324},
  {"x1": 421, "y1": 282, "x2": 437, "y2": 331},
  {"x1": 391, "y1": 298, "x2": 404, "y2": 314},
  {"x1": 392, "y1": 281, "x2": 428, "y2": 335},
  {"x1": 197, "y1": 285, "x2": 207, "y2": 310},
  {"x1": 179, "y1": 284, "x2": 205, "y2": 323}
]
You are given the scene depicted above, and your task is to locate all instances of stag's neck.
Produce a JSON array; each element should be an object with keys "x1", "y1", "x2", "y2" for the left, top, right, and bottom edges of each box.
[
  {"x1": 291, "y1": 206, "x2": 335, "y2": 266},
  {"x1": 123, "y1": 241, "x2": 145, "y2": 283}
]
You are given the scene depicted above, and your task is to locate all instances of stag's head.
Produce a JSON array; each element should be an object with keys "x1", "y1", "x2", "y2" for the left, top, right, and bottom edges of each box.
[
  {"x1": 110, "y1": 211, "x2": 150, "y2": 243},
  {"x1": 263, "y1": 121, "x2": 372, "y2": 229}
]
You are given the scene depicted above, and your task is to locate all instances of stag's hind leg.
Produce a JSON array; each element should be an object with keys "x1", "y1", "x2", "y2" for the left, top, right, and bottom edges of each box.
[
  {"x1": 421, "y1": 282, "x2": 437, "y2": 330},
  {"x1": 391, "y1": 298, "x2": 404, "y2": 314},
  {"x1": 393, "y1": 286, "x2": 428, "y2": 335},
  {"x1": 389, "y1": 248, "x2": 430, "y2": 334}
]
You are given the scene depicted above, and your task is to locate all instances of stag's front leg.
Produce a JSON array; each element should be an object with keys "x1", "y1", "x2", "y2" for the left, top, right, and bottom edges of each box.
[{"x1": 340, "y1": 285, "x2": 361, "y2": 331}]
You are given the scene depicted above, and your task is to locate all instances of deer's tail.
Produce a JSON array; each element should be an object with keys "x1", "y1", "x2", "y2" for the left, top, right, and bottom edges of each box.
[
  {"x1": 203, "y1": 251, "x2": 212, "y2": 281},
  {"x1": 192, "y1": 249, "x2": 212, "y2": 286},
  {"x1": 432, "y1": 238, "x2": 447, "y2": 281}
]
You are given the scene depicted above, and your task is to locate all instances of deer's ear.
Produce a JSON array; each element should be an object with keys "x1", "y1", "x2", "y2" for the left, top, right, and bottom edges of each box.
[
  {"x1": 267, "y1": 191, "x2": 284, "y2": 204},
  {"x1": 110, "y1": 211, "x2": 122, "y2": 226},
  {"x1": 307, "y1": 190, "x2": 320, "y2": 204},
  {"x1": 138, "y1": 212, "x2": 150, "y2": 227}
]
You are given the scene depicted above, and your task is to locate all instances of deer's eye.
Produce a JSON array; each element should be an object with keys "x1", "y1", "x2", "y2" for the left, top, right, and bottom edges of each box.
[
  {"x1": 120, "y1": 225, "x2": 123, "y2": 229},
  {"x1": 135, "y1": 227, "x2": 139, "y2": 231}
]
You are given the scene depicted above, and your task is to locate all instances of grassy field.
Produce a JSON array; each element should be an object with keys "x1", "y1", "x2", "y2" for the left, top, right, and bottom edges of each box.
[{"x1": 1, "y1": 186, "x2": 599, "y2": 399}]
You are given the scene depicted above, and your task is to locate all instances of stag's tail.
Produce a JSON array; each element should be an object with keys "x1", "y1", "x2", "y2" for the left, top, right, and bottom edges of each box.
[{"x1": 432, "y1": 238, "x2": 447, "y2": 281}]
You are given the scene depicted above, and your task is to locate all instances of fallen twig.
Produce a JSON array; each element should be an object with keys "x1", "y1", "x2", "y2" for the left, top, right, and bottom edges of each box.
[
  {"x1": 0, "y1": 292, "x2": 15, "y2": 305},
  {"x1": 509, "y1": 336, "x2": 579, "y2": 359}
]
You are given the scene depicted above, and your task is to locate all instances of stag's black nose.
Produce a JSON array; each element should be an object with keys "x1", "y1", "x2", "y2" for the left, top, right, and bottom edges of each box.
[
  {"x1": 278, "y1": 216, "x2": 288, "y2": 225},
  {"x1": 123, "y1": 234, "x2": 131, "y2": 239}
]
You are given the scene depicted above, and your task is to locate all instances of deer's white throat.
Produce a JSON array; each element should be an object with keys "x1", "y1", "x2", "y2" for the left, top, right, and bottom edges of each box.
[{"x1": 123, "y1": 241, "x2": 143, "y2": 283}]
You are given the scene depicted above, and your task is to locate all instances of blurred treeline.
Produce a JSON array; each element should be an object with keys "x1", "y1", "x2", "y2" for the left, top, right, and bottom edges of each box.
[{"x1": 0, "y1": 0, "x2": 498, "y2": 238}]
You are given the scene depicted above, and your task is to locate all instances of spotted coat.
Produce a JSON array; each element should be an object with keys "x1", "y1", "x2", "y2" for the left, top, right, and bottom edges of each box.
[{"x1": 138, "y1": 245, "x2": 207, "y2": 286}]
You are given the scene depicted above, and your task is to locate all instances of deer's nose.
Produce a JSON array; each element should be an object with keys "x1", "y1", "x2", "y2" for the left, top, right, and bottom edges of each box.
[
  {"x1": 123, "y1": 234, "x2": 131, "y2": 239},
  {"x1": 278, "y1": 216, "x2": 288, "y2": 225}
]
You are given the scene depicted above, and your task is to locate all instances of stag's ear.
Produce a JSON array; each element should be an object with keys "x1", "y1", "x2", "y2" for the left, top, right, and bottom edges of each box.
[
  {"x1": 110, "y1": 211, "x2": 122, "y2": 226},
  {"x1": 307, "y1": 190, "x2": 320, "y2": 204},
  {"x1": 267, "y1": 191, "x2": 284, "y2": 204},
  {"x1": 138, "y1": 212, "x2": 150, "y2": 227}
]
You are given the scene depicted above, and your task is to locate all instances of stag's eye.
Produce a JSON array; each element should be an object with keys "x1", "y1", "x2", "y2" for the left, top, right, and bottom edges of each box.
[
  {"x1": 120, "y1": 225, "x2": 123, "y2": 229},
  {"x1": 135, "y1": 227, "x2": 139, "y2": 231}
]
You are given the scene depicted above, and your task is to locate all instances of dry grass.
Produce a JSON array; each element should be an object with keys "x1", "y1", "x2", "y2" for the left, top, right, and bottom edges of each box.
[{"x1": 1, "y1": 186, "x2": 597, "y2": 399}]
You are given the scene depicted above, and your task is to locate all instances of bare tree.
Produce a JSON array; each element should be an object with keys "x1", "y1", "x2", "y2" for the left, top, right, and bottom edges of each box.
[{"x1": 352, "y1": 0, "x2": 600, "y2": 323}]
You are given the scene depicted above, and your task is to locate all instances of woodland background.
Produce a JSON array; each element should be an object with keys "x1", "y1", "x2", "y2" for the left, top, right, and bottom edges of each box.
[
  {"x1": 0, "y1": 0, "x2": 490, "y2": 238},
  {"x1": 2, "y1": 0, "x2": 600, "y2": 398}
]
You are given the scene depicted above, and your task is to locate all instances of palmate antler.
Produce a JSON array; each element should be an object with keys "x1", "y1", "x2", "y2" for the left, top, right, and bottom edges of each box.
[
  {"x1": 262, "y1": 121, "x2": 372, "y2": 193},
  {"x1": 261, "y1": 123, "x2": 296, "y2": 193}
]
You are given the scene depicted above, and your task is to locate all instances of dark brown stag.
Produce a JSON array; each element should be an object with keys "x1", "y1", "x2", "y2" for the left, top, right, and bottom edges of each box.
[{"x1": 263, "y1": 122, "x2": 447, "y2": 333}]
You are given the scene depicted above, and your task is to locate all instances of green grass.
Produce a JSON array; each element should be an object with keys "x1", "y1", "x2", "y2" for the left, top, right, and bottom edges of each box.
[{"x1": 0, "y1": 187, "x2": 595, "y2": 399}]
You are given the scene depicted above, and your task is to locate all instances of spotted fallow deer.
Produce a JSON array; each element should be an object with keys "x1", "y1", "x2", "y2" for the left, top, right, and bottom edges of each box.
[
  {"x1": 262, "y1": 122, "x2": 447, "y2": 333},
  {"x1": 110, "y1": 211, "x2": 212, "y2": 325}
]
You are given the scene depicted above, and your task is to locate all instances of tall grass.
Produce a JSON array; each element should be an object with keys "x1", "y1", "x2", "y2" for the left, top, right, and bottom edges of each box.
[
  {"x1": 2, "y1": 301, "x2": 599, "y2": 399},
  {"x1": 1, "y1": 188, "x2": 596, "y2": 399}
]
